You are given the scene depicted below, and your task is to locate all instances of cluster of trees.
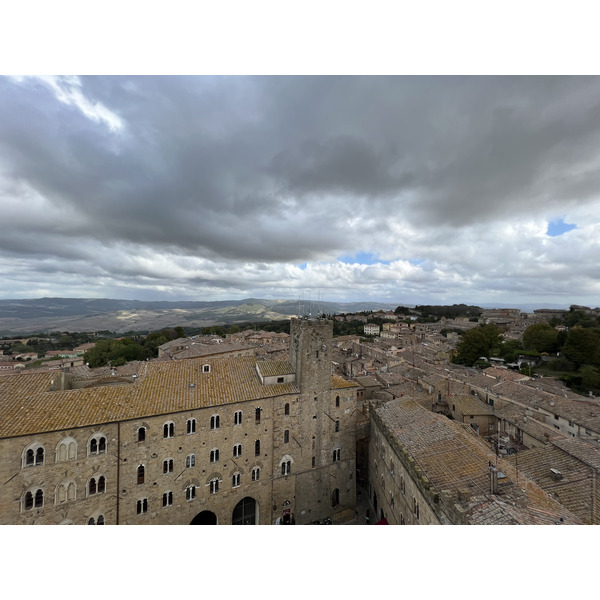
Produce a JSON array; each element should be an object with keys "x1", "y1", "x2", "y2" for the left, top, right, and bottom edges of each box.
[
  {"x1": 413, "y1": 304, "x2": 482, "y2": 320},
  {"x1": 452, "y1": 311, "x2": 600, "y2": 394},
  {"x1": 1, "y1": 332, "x2": 96, "y2": 359},
  {"x1": 83, "y1": 327, "x2": 185, "y2": 368},
  {"x1": 452, "y1": 324, "x2": 503, "y2": 366},
  {"x1": 522, "y1": 320, "x2": 600, "y2": 393}
]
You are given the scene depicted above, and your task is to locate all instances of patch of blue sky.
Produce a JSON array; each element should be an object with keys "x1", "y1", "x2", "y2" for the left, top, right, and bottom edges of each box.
[
  {"x1": 296, "y1": 263, "x2": 308, "y2": 270},
  {"x1": 409, "y1": 258, "x2": 424, "y2": 266},
  {"x1": 546, "y1": 218, "x2": 576, "y2": 237},
  {"x1": 338, "y1": 252, "x2": 391, "y2": 265}
]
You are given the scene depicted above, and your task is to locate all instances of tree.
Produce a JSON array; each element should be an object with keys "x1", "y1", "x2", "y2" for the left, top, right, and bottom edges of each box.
[
  {"x1": 562, "y1": 327, "x2": 600, "y2": 369},
  {"x1": 453, "y1": 324, "x2": 502, "y2": 366},
  {"x1": 522, "y1": 323, "x2": 559, "y2": 353},
  {"x1": 579, "y1": 365, "x2": 600, "y2": 393}
]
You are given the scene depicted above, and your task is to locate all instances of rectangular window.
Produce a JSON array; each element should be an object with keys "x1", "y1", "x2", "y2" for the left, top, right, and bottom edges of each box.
[
  {"x1": 255, "y1": 440, "x2": 260, "y2": 456},
  {"x1": 284, "y1": 430, "x2": 289, "y2": 444},
  {"x1": 255, "y1": 407, "x2": 261, "y2": 424},
  {"x1": 335, "y1": 420, "x2": 340, "y2": 432}
]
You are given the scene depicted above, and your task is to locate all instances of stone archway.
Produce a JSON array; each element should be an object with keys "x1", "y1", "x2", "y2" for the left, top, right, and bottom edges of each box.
[
  {"x1": 232, "y1": 496, "x2": 258, "y2": 525},
  {"x1": 190, "y1": 510, "x2": 218, "y2": 525}
]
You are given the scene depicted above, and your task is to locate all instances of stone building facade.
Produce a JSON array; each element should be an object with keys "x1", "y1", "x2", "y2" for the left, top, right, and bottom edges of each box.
[{"x1": 0, "y1": 318, "x2": 358, "y2": 525}]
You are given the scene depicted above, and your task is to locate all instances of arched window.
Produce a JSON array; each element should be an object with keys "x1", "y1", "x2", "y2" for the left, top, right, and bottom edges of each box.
[
  {"x1": 23, "y1": 488, "x2": 44, "y2": 511},
  {"x1": 251, "y1": 467, "x2": 260, "y2": 481},
  {"x1": 137, "y1": 427, "x2": 146, "y2": 442},
  {"x1": 234, "y1": 410, "x2": 242, "y2": 425},
  {"x1": 162, "y1": 491, "x2": 173, "y2": 507},
  {"x1": 56, "y1": 437, "x2": 77, "y2": 462},
  {"x1": 186, "y1": 454, "x2": 195, "y2": 468},
  {"x1": 88, "y1": 433, "x2": 107, "y2": 455},
  {"x1": 332, "y1": 488, "x2": 340, "y2": 507},
  {"x1": 280, "y1": 457, "x2": 292, "y2": 476},
  {"x1": 210, "y1": 414, "x2": 220, "y2": 430},
  {"x1": 284, "y1": 403, "x2": 290, "y2": 415},
  {"x1": 137, "y1": 465, "x2": 145, "y2": 484},
  {"x1": 254, "y1": 440, "x2": 260, "y2": 456},
  {"x1": 186, "y1": 485, "x2": 196, "y2": 501},
  {"x1": 137, "y1": 498, "x2": 148, "y2": 514},
  {"x1": 333, "y1": 448, "x2": 341, "y2": 462},
  {"x1": 284, "y1": 430, "x2": 289, "y2": 444},
  {"x1": 209, "y1": 478, "x2": 219, "y2": 494},
  {"x1": 56, "y1": 480, "x2": 77, "y2": 503},
  {"x1": 210, "y1": 448, "x2": 220, "y2": 463},
  {"x1": 233, "y1": 443, "x2": 242, "y2": 458},
  {"x1": 335, "y1": 395, "x2": 340, "y2": 407},
  {"x1": 187, "y1": 418, "x2": 196, "y2": 434},
  {"x1": 88, "y1": 476, "x2": 105, "y2": 496},
  {"x1": 163, "y1": 422, "x2": 174, "y2": 438},
  {"x1": 163, "y1": 458, "x2": 174, "y2": 473},
  {"x1": 22, "y1": 443, "x2": 45, "y2": 468},
  {"x1": 88, "y1": 514, "x2": 105, "y2": 525},
  {"x1": 232, "y1": 472, "x2": 241, "y2": 487}
]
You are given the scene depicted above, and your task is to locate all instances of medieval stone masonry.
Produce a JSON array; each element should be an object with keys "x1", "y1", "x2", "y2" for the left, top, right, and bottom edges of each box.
[{"x1": 0, "y1": 318, "x2": 358, "y2": 525}]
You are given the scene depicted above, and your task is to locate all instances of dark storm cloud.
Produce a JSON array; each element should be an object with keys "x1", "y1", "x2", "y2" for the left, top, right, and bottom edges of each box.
[{"x1": 5, "y1": 76, "x2": 600, "y2": 258}]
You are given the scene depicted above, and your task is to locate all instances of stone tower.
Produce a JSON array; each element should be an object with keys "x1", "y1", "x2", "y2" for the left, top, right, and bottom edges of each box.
[{"x1": 279, "y1": 318, "x2": 355, "y2": 523}]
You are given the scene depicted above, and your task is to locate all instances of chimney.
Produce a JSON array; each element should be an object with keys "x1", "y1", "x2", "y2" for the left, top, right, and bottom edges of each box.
[{"x1": 490, "y1": 465, "x2": 498, "y2": 494}]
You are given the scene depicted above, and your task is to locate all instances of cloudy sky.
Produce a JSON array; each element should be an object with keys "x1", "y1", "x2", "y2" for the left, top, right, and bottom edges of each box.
[{"x1": 1, "y1": 75, "x2": 600, "y2": 308}]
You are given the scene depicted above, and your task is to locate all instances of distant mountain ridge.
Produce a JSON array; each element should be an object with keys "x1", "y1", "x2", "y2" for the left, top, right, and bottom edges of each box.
[{"x1": 0, "y1": 297, "x2": 399, "y2": 335}]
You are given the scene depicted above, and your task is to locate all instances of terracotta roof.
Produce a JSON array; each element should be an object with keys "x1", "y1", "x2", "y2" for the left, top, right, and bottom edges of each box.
[
  {"x1": 450, "y1": 394, "x2": 495, "y2": 416},
  {"x1": 505, "y1": 442, "x2": 600, "y2": 524},
  {"x1": 331, "y1": 376, "x2": 359, "y2": 389},
  {"x1": 0, "y1": 356, "x2": 300, "y2": 439},
  {"x1": 375, "y1": 399, "x2": 580, "y2": 524},
  {"x1": 255, "y1": 361, "x2": 294, "y2": 377}
]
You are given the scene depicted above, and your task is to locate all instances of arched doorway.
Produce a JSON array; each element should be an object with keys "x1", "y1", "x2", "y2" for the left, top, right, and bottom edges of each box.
[
  {"x1": 190, "y1": 510, "x2": 218, "y2": 525},
  {"x1": 232, "y1": 497, "x2": 258, "y2": 525}
]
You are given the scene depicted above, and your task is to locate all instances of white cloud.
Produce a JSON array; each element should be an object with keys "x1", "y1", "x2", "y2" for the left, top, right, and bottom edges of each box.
[{"x1": 1, "y1": 75, "x2": 600, "y2": 309}]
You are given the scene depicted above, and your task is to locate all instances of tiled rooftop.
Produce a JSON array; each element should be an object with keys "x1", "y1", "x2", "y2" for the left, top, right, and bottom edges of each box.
[
  {"x1": 255, "y1": 361, "x2": 294, "y2": 378},
  {"x1": 375, "y1": 399, "x2": 580, "y2": 524},
  {"x1": 0, "y1": 356, "x2": 302, "y2": 439},
  {"x1": 505, "y1": 441, "x2": 600, "y2": 524}
]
